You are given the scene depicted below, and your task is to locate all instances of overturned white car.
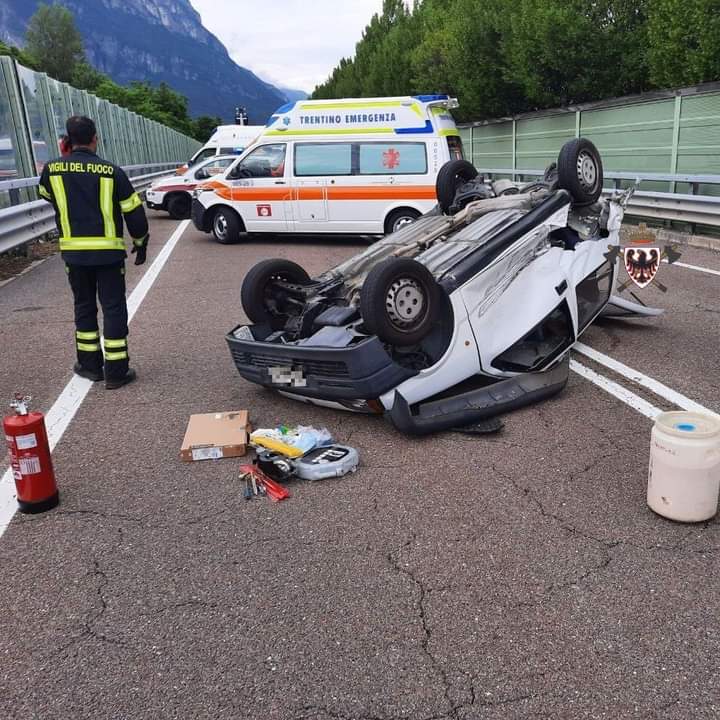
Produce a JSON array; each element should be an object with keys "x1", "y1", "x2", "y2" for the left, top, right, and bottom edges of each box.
[{"x1": 226, "y1": 139, "x2": 659, "y2": 434}]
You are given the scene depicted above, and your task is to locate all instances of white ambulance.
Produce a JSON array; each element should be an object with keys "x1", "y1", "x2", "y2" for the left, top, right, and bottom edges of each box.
[
  {"x1": 176, "y1": 124, "x2": 264, "y2": 174},
  {"x1": 190, "y1": 95, "x2": 464, "y2": 243}
]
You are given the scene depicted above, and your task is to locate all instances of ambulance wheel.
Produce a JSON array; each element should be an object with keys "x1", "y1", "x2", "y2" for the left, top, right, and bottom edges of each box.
[
  {"x1": 167, "y1": 193, "x2": 191, "y2": 220},
  {"x1": 557, "y1": 138, "x2": 603, "y2": 205},
  {"x1": 385, "y1": 208, "x2": 420, "y2": 235},
  {"x1": 436, "y1": 159, "x2": 479, "y2": 214},
  {"x1": 360, "y1": 258, "x2": 439, "y2": 346},
  {"x1": 241, "y1": 258, "x2": 310, "y2": 326},
  {"x1": 212, "y1": 207, "x2": 243, "y2": 244}
]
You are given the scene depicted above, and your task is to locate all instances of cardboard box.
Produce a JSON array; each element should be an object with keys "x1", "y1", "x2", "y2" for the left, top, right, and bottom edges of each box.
[{"x1": 180, "y1": 410, "x2": 251, "y2": 462}]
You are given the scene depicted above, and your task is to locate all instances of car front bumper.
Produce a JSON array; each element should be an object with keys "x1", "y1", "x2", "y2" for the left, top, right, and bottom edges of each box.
[
  {"x1": 191, "y1": 198, "x2": 210, "y2": 232},
  {"x1": 226, "y1": 324, "x2": 417, "y2": 401}
]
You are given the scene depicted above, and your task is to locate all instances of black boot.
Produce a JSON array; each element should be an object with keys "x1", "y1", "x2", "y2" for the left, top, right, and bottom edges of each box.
[
  {"x1": 74, "y1": 362, "x2": 104, "y2": 382},
  {"x1": 105, "y1": 368, "x2": 137, "y2": 390}
]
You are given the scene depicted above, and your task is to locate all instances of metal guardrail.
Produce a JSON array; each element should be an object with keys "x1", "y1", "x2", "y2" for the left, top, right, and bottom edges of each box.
[
  {"x1": 0, "y1": 164, "x2": 179, "y2": 255},
  {"x1": 479, "y1": 169, "x2": 720, "y2": 227}
]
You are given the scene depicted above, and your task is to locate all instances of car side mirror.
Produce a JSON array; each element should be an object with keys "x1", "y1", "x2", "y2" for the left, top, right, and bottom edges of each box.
[{"x1": 195, "y1": 168, "x2": 209, "y2": 179}]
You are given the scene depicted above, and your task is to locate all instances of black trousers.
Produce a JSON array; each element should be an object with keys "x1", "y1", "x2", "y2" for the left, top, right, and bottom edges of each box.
[{"x1": 66, "y1": 262, "x2": 129, "y2": 379}]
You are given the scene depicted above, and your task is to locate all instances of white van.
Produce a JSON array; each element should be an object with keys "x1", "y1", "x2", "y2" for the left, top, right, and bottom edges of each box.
[
  {"x1": 176, "y1": 124, "x2": 264, "y2": 174},
  {"x1": 190, "y1": 95, "x2": 464, "y2": 243}
]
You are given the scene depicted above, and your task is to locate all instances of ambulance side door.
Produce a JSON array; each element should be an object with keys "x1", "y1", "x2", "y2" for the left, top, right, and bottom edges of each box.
[
  {"x1": 291, "y1": 142, "x2": 352, "y2": 232},
  {"x1": 225, "y1": 143, "x2": 291, "y2": 232}
]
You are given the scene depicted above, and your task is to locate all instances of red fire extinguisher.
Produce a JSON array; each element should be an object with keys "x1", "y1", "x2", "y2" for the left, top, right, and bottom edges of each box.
[{"x1": 4, "y1": 394, "x2": 59, "y2": 513}]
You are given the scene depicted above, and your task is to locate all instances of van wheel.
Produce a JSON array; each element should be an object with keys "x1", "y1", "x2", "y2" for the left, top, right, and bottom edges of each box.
[
  {"x1": 385, "y1": 208, "x2": 421, "y2": 235},
  {"x1": 212, "y1": 207, "x2": 243, "y2": 244},
  {"x1": 436, "y1": 159, "x2": 479, "y2": 214},
  {"x1": 360, "y1": 258, "x2": 439, "y2": 346},
  {"x1": 167, "y1": 193, "x2": 191, "y2": 220},
  {"x1": 241, "y1": 259, "x2": 310, "y2": 327}
]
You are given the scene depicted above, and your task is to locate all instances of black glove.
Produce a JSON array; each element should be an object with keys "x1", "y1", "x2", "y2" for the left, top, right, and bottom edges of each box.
[{"x1": 131, "y1": 235, "x2": 149, "y2": 266}]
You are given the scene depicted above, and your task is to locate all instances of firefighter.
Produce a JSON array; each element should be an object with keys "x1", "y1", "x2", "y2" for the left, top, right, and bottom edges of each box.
[{"x1": 39, "y1": 115, "x2": 149, "y2": 389}]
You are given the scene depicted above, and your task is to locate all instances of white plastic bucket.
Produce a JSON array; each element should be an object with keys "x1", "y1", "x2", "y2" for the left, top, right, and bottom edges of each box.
[{"x1": 647, "y1": 411, "x2": 720, "y2": 522}]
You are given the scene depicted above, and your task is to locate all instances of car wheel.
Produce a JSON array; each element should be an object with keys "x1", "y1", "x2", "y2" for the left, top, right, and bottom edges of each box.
[
  {"x1": 212, "y1": 207, "x2": 243, "y2": 244},
  {"x1": 360, "y1": 258, "x2": 440, "y2": 346},
  {"x1": 557, "y1": 138, "x2": 603, "y2": 205},
  {"x1": 436, "y1": 159, "x2": 479, "y2": 214},
  {"x1": 167, "y1": 193, "x2": 191, "y2": 220},
  {"x1": 241, "y1": 258, "x2": 310, "y2": 326},
  {"x1": 385, "y1": 208, "x2": 421, "y2": 235}
]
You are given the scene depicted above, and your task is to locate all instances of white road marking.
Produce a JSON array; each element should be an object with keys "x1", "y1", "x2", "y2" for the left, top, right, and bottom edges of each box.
[
  {"x1": 570, "y1": 359, "x2": 663, "y2": 419},
  {"x1": 0, "y1": 220, "x2": 191, "y2": 539},
  {"x1": 663, "y1": 259, "x2": 720, "y2": 277},
  {"x1": 574, "y1": 341, "x2": 719, "y2": 419}
]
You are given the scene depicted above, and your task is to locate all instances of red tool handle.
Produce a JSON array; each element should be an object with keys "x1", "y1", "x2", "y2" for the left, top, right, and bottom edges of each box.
[{"x1": 239, "y1": 465, "x2": 290, "y2": 501}]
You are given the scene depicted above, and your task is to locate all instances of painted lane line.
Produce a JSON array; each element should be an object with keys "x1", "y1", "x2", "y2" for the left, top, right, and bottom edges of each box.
[
  {"x1": 570, "y1": 359, "x2": 663, "y2": 420},
  {"x1": 662, "y1": 259, "x2": 720, "y2": 277},
  {"x1": 0, "y1": 220, "x2": 191, "y2": 540},
  {"x1": 574, "y1": 341, "x2": 720, "y2": 420}
]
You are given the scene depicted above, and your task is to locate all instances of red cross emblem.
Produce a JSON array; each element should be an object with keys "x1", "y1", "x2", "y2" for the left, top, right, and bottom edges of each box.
[
  {"x1": 383, "y1": 148, "x2": 400, "y2": 169},
  {"x1": 256, "y1": 204, "x2": 272, "y2": 217}
]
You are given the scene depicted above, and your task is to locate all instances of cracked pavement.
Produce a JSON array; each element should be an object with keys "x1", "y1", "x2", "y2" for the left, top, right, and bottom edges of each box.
[{"x1": 0, "y1": 217, "x2": 719, "y2": 719}]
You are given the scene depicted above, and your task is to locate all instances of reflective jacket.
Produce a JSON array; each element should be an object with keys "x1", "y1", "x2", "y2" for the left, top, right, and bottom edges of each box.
[{"x1": 39, "y1": 148, "x2": 149, "y2": 266}]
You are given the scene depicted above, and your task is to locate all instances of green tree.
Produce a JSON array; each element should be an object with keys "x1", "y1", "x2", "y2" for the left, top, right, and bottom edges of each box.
[
  {"x1": 0, "y1": 41, "x2": 40, "y2": 70},
  {"x1": 192, "y1": 116, "x2": 223, "y2": 143},
  {"x1": 25, "y1": 2, "x2": 85, "y2": 82},
  {"x1": 647, "y1": 0, "x2": 720, "y2": 87},
  {"x1": 70, "y1": 61, "x2": 105, "y2": 92}
]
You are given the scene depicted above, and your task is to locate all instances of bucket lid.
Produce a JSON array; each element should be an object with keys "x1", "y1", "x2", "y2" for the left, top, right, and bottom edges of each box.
[{"x1": 655, "y1": 411, "x2": 720, "y2": 439}]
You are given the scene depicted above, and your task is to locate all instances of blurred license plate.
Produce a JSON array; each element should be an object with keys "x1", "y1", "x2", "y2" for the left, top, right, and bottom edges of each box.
[{"x1": 268, "y1": 366, "x2": 307, "y2": 388}]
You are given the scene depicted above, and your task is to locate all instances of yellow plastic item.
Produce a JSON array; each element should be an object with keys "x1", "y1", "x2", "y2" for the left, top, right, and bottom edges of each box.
[{"x1": 251, "y1": 435, "x2": 304, "y2": 458}]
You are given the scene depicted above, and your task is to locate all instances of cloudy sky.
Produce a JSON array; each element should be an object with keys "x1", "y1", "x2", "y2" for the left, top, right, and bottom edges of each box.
[{"x1": 189, "y1": 0, "x2": 385, "y2": 93}]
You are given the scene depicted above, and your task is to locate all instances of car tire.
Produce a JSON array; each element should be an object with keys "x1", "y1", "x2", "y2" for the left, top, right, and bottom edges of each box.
[
  {"x1": 557, "y1": 138, "x2": 603, "y2": 205},
  {"x1": 167, "y1": 193, "x2": 191, "y2": 220},
  {"x1": 241, "y1": 258, "x2": 311, "y2": 326},
  {"x1": 385, "y1": 208, "x2": 421, "y2": 235},
  {"x1": 360, "y1": 258, "x2": 440, "y2": 346},
  {"x1": 436, "y1": 159, "x2": 479, "y2": 214},
  {"x1": 212, "y1": 207, "x2": 243, "y2": 244}
]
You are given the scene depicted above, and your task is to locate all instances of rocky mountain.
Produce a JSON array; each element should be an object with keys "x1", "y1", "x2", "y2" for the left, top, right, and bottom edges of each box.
[{"x1": 0, "y1": 0, "x2": 299, "y2": 123}]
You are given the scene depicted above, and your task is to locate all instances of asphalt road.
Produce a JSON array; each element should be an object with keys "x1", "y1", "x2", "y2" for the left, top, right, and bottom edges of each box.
[{"x1": 0, "y1": 213, "x2": 719, "y2": 720}]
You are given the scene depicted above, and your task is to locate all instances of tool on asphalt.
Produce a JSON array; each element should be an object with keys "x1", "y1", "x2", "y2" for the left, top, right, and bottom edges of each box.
[
  {"x1": 243, "y1": 475, "x2": 253, "y2": 501},
  {"x1": 255, "y1": 451, "x2": 296, "y2": 483},
  {"x1": 293, "y1": 445, "x2": 359, "y2": 481},
  {"x1": 250, "y1": 473, "x2": 258, "y2": 496},
  {"x1": 3, "y1": 394, "x2": 59, "y2": 514},
  {"x1": 647, "y1": 411, "x2": 720, "y2": 522},
  {"x1": 239, "y1": 465, "x2": 290, "y2": 502}
]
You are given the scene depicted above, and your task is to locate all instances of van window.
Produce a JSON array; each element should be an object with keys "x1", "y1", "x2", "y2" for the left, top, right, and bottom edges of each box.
[
  {"x1": 295, "y1": 143, "x2": 352, "y2": 176},
  {"x1": 190, "y1": 147, "x2": 216, "y2": 165},
  {"x1": 446, "y1": 135, "x2": 464, "y2": 161},
  {"x1": 229, "y1": 143, "x2": 286, "y2": 178},
  {"x1": 359, "y1": 142, "x2": 427, "y2": 175}
]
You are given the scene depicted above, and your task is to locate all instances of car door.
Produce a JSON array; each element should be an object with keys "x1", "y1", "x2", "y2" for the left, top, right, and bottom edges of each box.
[{"x1": 221, "y1": 143, "x2": 291, "y2": 232}]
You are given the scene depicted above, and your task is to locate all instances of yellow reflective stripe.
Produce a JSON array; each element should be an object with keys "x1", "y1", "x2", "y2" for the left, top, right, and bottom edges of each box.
[
  {"x1": 76, "y1": 330, "x2": 100, "y2": 340},
  {"x1": 59, "y1": 237, "x2": 125, "y2": 251},
  {"x1": 100, "y1": 177, "x2": 115, "y2": 238},
  {"x1": 77, "y1": 342, "x2": 101, "y2": 352},
  {"x1": 439, "y1": 129, "x2": 460, "y2": 137},
  {"x1": 49, "y1": 175, "x2": 71, "y2": 237},
  {"x1": 38, "y1": 185, "x2": 52, "y2": 199},
  {"x1": 103, "y1": 338, "x2": 127, "y2": 349},
  {"x1": 132, "y1": 236, "x2": 146, "y2": 247},
  {"x1": 299, "y1": 100, "x2": 405, "y2": 110},
  {"x1": 120, "y1": 192, "x2": 142, "y2": 213},
  {"x1": 104, "y1": 350, "x2": 128, "y2": 361}
]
